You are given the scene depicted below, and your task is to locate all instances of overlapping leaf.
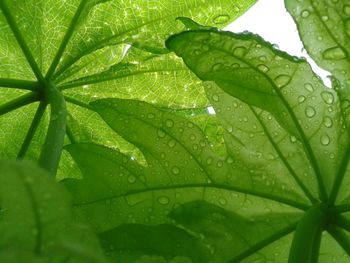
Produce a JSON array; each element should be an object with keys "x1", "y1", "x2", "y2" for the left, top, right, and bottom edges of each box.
[
  {"x1": 165, "y1": 26, "x2": 350, "y2": 260},
  {"x1": 166, "y1": 29, "x2": 348, "y2": 199},
  {"x1": 0, "y1": 160, "x2": 106, "y2": 262},
  {"x1": 0, "y1": 0, "x2": 256, "y2": 179},
  {"x1": 62, "y1": 99, "x2": 306, "y2": 262}
]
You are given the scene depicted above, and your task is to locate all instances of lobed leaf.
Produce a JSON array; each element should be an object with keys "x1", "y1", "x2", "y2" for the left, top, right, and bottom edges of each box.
[{"x1": 0, "y1": 160, "x2": 106, "y2": 262}]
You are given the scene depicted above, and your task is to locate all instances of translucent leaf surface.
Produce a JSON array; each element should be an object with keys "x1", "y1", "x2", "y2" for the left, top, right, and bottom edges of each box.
[
  {"x1": 285, "y1": 0, "x2": 350, "y2": 88},
  {"x1": 166, "y1": 29, "x2": 348, "y2": 199},
  {"x1": 0, "y1": 160, "x2": 106, "y2": 262},
  {"x1": 166, "y1": 26, "x2": 350, "y2": 261},
  {"x1": 0, "y1": 0, "x2": 256, "y2": 180},
  {"x1": 169, "y1": 200, "x2": 300, "y2": 262},
  {"x1": 98, "y1": 223, "x2": 209, "y2": 263},
  {"x1": 62, "y1": 100, "x2": 308, "y2": 261}
]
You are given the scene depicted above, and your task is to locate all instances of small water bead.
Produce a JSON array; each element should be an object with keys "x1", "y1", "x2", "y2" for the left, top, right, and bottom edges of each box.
[
  {"x1": 298, "y1": 95, "x2": 306, "y2": 103},
  {"x1": 321, "y1": 91, "x2": 334, "y2": 105},
  {"x1": 212, "y1": 63, "x2": 223, "y2": 72},
  {"x1": 305, "y1": 106, "x2": 316, "y2": 118},
  {"x1": 320, "y1": 134, "x2": 331, "y2": 146},
  {"x1": 290, "y1": 136, "x2": 297, "y2": 143},
  {"x1": 168, "y1": 139, "x2": 176, "y2": 148},
  {"x1": 226, "y1": 156, "x2": 234, "y2": 164},
  {"x1": 212, "y1": 93, "x2": 220, "y2": 102},
  {"x1": 128, "y1": 175, "x2": 136, "y2": 184},
  {"x1": 301, "y1": 10, "x2": 310, "y2": 18},
  {"x1": 304, "y1": 83, "x2": 314, "y2": 92},
  {"x1": 257, "y1": 64, "x2": 269, "y2": 73},
  {"x1": 218, "y1": 197, "x2": 227, "y2": 206},
  {"x1": 171, "y1": 166, "x2": 180, "y2": 174},
  {"x1": 147, "y1": 113, "x2": 155, "y2": 119},
  {"x1": 322, "y1": 47, "x2": 347, "y2": 60},
  {"x1": 274, "y1": 74, "x2": 291, "y2": 88},
  {"x1": 157, "y1": 130, "x2": 166, "y2": 138},
  {"x1": 217, "y1": 160, "x2": 223, "y2": 167},
  {"x1": 158, "y1": 196, "x2": 170, "y2": 205},
  {"x1": 233, "y1": 4, "x2": 240, "y2": 12},
  {"x1": 233, "y1": 46, "x2": 248, "y2": 57},
  {"x1": 342, "y1": 100, "x2": 350, "y2": 110},
  {"x1": 213, "y1": 14, "x2": 230, "y2": 24},
  {"x1": 206, "y1": 157, "x2": 213, "y2": 165},
  {"x1": 323, "y1": 116, "x2": 333, "y2": 128},
  {"x1": 165, "y1": 119, "x2": 174, "y2": 128},
  {"x1": 226, "y1": 125, "x2": 233, "y2": 133}
]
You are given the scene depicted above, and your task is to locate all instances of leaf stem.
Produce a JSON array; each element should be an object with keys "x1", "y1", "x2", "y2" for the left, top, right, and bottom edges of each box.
[
  {"x1": 250, "y1": 106, "x2": 316, "y2": 204},
  {"x1": 327, "y1": 224, "x2": 350, "y2": 256},
  {"x1": 17, "y1": 102, "x2": 47, "y2": 159},
  {"x1": 288, "y1": 204, "x2": 330, "y2": 263},
  {"x1": 46, "y1": 0, "x2": 88, "y2": 79},
  {"x1": 64, "y1": 95, "x2": 94, "y2": 110},
  {"x1": 0, "y1": 1, "x2": 44, "y2": 83},
  {"x1": 329, "y1": 145, "x2": 350, "y2": 204},
  {"x1": 211, "y1": 44, "x2": 328, "y2": 202},
  {"x1": 228, "y1": 223, "x2": 297, "y2": 262},
  {"x1": 0, "y1": 92, "x2": 38, "y2": 116},
  {"x1": 66, "y1": 123, "x2": 76, "y2": 144},
  {"x1": 333, "y1": 214, "x2": 350, "y2": 232},
  {"x1": 38, "y1": 82, "x2": 67, "y2": 175},
  {"x1": 0, "y1": 78, "x2": 38, "y2": 90},
  {"x1": 333, "y1": 203, "x2": 350, "y2": 214}
]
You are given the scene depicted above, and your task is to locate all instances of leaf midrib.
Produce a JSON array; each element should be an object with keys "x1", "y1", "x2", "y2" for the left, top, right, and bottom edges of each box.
[
  {"x1": 204, "y1": 40, "x2": 327, "y2": 201},
  {"x1": 72, "y1": 182, "x2": 310, "y2": 211}
]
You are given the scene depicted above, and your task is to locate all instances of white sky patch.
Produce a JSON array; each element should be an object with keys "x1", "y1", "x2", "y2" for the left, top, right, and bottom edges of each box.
[
  {"x1": 207, "y1": 106, "x2": 216, "y2": 115},
  {"x1": 225, "y1": 0, "x2": 331, "y2": 87}
]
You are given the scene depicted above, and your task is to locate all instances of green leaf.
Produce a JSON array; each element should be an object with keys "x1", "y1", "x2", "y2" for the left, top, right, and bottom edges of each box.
[
  {"x1": 62, "y1": 100, "x2": 308, "y2": 261},
  {"x1": 98, "y1": 223, "x2": 209, "y2": 263},
  {"x1": 284, "y1": 0, "x2": 350, "y2": 169},
  {"x1": 0, "y1": 160, "x2": 106, "y2": 262},
  {"x1": 170, "y1": 200, "x2": 301, "y2": 262},
  {"x1": 0, "y1": 0, "x2": 256, "y2": 180},
  {"x1": 285, "y1": 0, "x2": 350, "y2": 88},
  {"x1": 166, "y1": 29, "x2": 349, "y2": 201}
]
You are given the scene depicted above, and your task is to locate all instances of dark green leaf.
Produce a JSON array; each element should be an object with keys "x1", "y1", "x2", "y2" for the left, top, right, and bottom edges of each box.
[
  {"x1": 0, "y1": 160, "x2": 106, "y2": 262},
  {"x1": 99, "y1": 223, "x2": 209, "y2": 263}
]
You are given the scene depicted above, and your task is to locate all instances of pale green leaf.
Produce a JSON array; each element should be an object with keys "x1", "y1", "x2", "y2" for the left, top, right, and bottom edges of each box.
[
  {"x1": 285, "y1": 0, "x2": 350, "y2": 88},
  {"x1": 0, "y1": 0, "x2": 256, "y2": 180},
  {"x1": 166, "y1": 29, "x2": 348, "y2": 200}
]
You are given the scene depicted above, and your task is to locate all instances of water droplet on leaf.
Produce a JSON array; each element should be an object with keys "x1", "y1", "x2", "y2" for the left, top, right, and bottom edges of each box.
[
  {"x1": 301, "y1": 10, "x2": 310, "y2": 18},
  {"x1": 304, "y1": 83, "x2": 314, "y2": 92},
  {"x1": 322, "y1": 47, "x2": 347, "y2": 60},
  {"x1": 171, "y1": 166, "x2": 180, "y2": 174},
  {"x1": 321, "y1": 91, "x2": 334, "y2": 104},
  {"x1": 212, "y1": 93, "x2": 219, "y2": 102},
  {"x1": 158, "y1": 196, "x2": 170, "y2": 205},
  {"x1": 305, "y1": 106, "x2": 316, "y2": 118},
  {"x1": 165, "y1": 119, "x2": 174, "y2": 128},
  {"x1": 257, "y1": 64, "x2": 269, "y2": 73},
  {"x1": 128, "y1": 175, "x2": 136, "y2": 184},
  {"x1": 233, "y1": 46, "x2": 248, "y2": 57},
  {"x1": 323, "y1": 116, "x2": 333, "y2": 128},
  {"x1": 274, "y1": 75, "x2": 291, "y2": 88},
  {"x1": 320, "y1": 134, "x2": 330, "y2": 146},
  {"x1": 213, "y1": 14, "x2": 230, "y2": 24}
]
